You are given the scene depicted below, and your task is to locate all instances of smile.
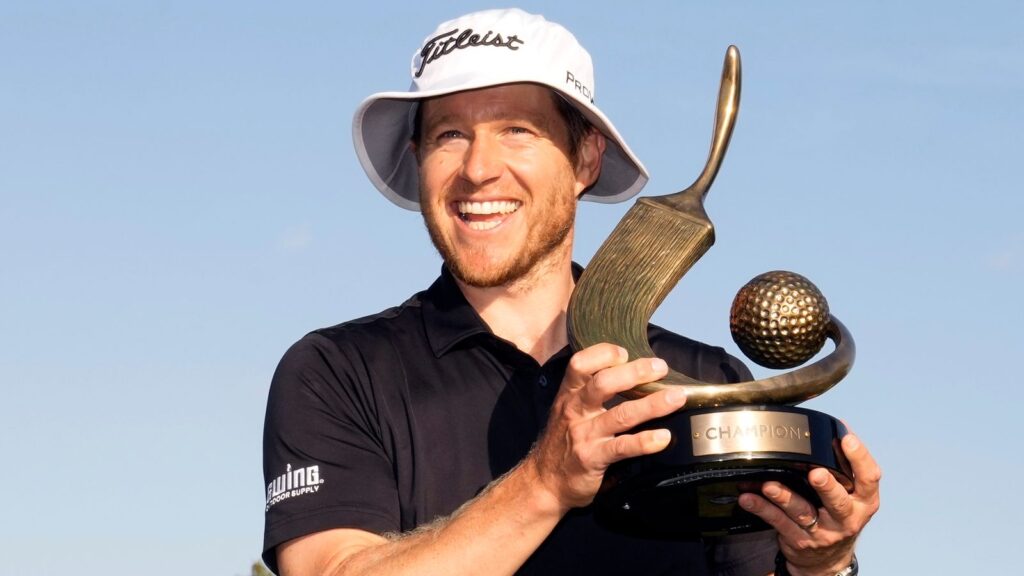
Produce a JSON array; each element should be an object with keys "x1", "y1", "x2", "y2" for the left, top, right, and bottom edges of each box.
[{"x1": 457, "y1": 200, "x2": 521, "y2": 231}]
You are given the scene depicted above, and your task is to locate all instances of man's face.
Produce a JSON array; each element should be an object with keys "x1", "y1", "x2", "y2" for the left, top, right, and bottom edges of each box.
[{"x1": 415, "y1": 84, "x2": 603, "y2": 288}]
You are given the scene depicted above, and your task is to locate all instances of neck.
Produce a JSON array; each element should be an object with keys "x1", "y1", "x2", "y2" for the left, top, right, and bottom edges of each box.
[{"x1": 457, "y1": 249, "x2": 575, "y2": 365}]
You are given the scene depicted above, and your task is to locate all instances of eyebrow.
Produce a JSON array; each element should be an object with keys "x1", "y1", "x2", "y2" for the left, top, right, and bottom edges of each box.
[{"x1": 420, "y1": 105, "x2": 555, "y2": 136}]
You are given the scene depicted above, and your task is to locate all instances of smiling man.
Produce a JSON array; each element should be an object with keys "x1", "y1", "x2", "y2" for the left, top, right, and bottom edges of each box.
[{"x1": 262, "y1": 8, "x2": 879, "y2": 576}]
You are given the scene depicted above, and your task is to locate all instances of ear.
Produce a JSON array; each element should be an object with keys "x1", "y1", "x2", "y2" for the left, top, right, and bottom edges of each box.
[
  {"x1": 409, "y1": 140, "x2": 421, "y2": 165},
  {"x1": 574, "y1": 129, "x2": 606, "y2": 197}
]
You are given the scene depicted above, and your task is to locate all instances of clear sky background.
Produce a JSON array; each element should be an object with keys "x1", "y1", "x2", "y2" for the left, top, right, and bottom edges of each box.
[{"x1": 2, "y1": 2, "x2": 1021, "y2": 574}]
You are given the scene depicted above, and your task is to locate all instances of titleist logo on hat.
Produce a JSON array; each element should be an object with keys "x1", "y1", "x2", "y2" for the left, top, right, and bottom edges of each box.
[{"x1": 415, "y1": 28, "x2": 525, "y2": 77}]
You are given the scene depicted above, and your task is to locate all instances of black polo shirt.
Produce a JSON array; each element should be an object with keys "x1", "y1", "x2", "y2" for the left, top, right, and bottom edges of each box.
[{"x1": 262, "y1": 266, "x2": 776, "y2": 575}]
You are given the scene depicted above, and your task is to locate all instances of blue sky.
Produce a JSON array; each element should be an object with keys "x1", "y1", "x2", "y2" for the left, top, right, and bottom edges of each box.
[{"x1": 2, "y1": 2, "x2": 1021, "y2": 574}]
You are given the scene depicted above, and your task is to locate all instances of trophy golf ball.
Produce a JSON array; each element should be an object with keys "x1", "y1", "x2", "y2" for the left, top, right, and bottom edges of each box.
[{"x1": 730, "y1": 270, "x2": 830, "y2": 369}]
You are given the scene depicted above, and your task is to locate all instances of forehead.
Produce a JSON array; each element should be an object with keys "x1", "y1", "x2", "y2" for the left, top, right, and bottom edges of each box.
[{"x1": 419, "y1": 83, "x2": 560, "y2": 125}]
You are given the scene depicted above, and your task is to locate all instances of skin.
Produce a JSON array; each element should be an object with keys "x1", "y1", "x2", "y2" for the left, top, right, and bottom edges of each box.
[
  {"x1": 275, "y1": 83, "x2": 881, "y2": 576},
  {"x1": 417, "y1": 86, "x2": 580, "y2": 292},
  {"x1": 740, "y1": 432, "x2": 882, "y2": 575}
]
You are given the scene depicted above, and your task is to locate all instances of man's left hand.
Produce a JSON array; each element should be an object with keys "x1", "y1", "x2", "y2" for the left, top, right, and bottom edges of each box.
[{"x1": 738, "y1": 431, "x2": 881, "y2": 576}]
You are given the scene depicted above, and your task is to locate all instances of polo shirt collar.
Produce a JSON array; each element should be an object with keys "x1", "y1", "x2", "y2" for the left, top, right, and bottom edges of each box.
[
  {"x1": 421, "y1": 266, "x2": 491, "y2": 358},
  {"x1": 420, "y1": 263, "x2": 585, "y2": 358}
]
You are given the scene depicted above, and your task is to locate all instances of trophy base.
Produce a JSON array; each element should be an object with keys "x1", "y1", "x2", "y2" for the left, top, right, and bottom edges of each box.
[{"x1": 594, "y1": 405, "x2": 852, "y2": 538}]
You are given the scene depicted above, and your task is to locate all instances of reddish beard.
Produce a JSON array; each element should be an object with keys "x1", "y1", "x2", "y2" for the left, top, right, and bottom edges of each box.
[{"x1": 420, "y1": 182, "x2": 577, "y2": 289}]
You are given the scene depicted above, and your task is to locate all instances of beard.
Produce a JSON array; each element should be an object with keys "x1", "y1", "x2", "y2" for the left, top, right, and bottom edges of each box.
[{"x1": 421, "y1": 179, "x2": 577, "y2": 289}]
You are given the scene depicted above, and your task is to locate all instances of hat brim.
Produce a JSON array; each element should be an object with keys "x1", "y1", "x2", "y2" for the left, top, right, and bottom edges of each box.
[{"x1": 352, "y1": 80, "x2": 649, "y2": 211}]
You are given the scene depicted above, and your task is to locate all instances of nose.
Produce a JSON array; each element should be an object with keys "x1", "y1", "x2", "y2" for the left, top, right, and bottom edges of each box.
[{"x1": 459, "y1": 134, "x2": 503, "y2": 186}]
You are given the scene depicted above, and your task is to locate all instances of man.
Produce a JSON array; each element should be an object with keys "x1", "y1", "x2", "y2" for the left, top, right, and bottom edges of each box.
[{"x1": 263, "y1": 8, "x2": 879, "y2": 576}]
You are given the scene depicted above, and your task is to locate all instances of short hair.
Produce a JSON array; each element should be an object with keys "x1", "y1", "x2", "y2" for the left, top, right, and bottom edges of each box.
[{"x1": 552, "y1": 93, "x2": 594, "y2": 162}]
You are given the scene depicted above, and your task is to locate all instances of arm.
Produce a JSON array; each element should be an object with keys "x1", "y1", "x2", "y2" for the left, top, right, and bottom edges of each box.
[
  {"x1": 275, "y1": 343, "x2": 688, "y2": 576},
  {"x1": 277, "y1": 460, "x2": 562, "y2": 576},
  {"x1": 738, "y1": 431, "x2": 881, "y2": 576}
]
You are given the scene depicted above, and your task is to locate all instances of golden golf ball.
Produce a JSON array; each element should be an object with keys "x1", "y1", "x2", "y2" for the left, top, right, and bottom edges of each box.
[{"x1": 730, "y1": 270, "x2": 830, "y2": 369}]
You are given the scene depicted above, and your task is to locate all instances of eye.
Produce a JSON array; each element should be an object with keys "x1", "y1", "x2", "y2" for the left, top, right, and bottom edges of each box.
[
  {"x1": 506, "y1": 126, "x2": 532, "y2": 135},
  {"x1": 436, "y1": 129, "x2": 465, "y2": 141}
]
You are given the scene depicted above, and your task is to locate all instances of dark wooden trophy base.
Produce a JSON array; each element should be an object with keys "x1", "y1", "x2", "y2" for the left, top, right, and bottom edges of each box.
[{"x1": 594, "y1": 405, "x2": 853, "y2": 537}]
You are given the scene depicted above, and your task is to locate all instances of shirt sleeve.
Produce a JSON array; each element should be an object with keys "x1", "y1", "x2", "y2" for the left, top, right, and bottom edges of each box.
[
  {"x1": 648, "y1": 324, "x2": 754, "y2": 384},
  {"x1": 261, "y1": 332, "x2": 400, "y2": 573}
]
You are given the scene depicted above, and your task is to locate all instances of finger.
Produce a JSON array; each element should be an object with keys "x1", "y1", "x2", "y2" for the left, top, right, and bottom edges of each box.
[
  {"x1": 580, "y1": 357, "x2": 669, "y2": 407},
  {"x1": 842, "y1": 433, "x2": 882, "y2": 497},
  {"x1": 599, "y1": 427, "x2": 673, "y2": 465},
  {"x1": 738, "y1": 492, "x2": 812, "y2": 543},
  {"x1": 759, "y1": 481, "x2": 820, "y2": 530},
  {"x1": 807, "y1": 468, "x2": 855, "y2": 522},
  {"x1": 593, "y1": 386, "x2": 686, "y2": 437},
  {"x1": 564, "y1": 343, "x2": 628, "y2": 392}
]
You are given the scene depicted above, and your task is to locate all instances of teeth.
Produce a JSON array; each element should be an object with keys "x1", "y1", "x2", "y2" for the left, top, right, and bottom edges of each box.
[
  {"x1": 457, "y1": 200, "x2": 521, "y2": 215},
  {"x1": 467, "y1": 220, "x2": 501, "y2": 231}
]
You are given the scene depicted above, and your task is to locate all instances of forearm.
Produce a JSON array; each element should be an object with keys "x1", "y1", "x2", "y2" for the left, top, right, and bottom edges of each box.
[{"x1": 325, "y1": 458, "x2": 565, "y2": 576}]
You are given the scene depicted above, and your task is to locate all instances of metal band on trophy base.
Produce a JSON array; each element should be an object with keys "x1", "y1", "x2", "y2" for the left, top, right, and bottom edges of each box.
[{"x1": 594, "y1": 406, "x2": 853, "y2": 537}]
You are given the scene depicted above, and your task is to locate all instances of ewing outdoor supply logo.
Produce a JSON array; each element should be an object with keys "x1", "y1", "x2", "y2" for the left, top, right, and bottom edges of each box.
[
  {"x1": 415, "y1": 27, "x2": 525, "y2": 77},
  {"x1": 265, "y1": 463, "x2": 324, "y2": 511}
]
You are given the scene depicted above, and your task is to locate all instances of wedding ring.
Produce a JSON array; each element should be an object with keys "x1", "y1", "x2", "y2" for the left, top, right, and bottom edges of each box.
[{"x1": 800, "y1": 514, "x2": 819, "y2": 532}]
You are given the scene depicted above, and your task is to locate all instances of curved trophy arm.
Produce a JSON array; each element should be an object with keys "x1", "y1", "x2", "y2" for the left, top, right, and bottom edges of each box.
[{"x1": 617, "y1": 316, "x2": 855, "y2": 408}]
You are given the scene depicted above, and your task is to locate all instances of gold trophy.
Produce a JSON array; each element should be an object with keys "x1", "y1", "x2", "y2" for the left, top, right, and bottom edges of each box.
[{"x1": 567, "y1": 46, "x2": 855, "y2": 536}]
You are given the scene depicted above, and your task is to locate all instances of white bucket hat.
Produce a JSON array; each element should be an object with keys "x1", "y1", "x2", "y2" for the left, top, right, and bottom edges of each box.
[{"x1": 352, "y1": 8, "x2": 649, "y2": 211}]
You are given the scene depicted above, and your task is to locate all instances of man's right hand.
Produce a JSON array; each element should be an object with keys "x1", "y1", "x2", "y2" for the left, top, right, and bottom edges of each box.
[{"x1": 528, "y1": 343, "x2": 688, "y2": 511}]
